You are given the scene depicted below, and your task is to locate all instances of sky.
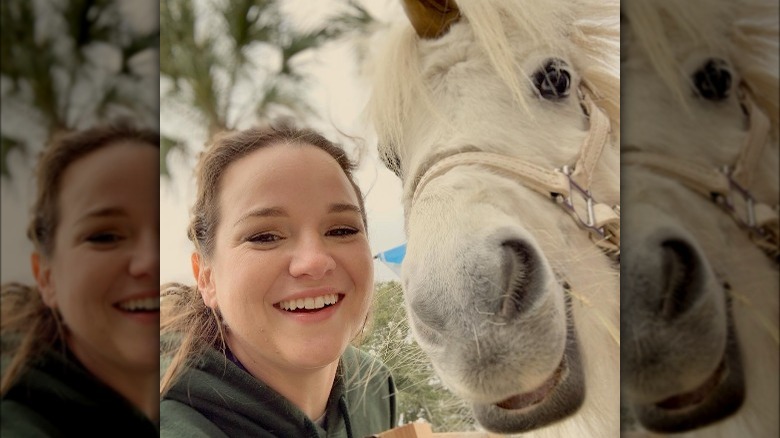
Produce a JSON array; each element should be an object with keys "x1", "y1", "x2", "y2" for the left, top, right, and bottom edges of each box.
[{"x1": 1, "y1": 0, "x2": 407, "y2": 285}]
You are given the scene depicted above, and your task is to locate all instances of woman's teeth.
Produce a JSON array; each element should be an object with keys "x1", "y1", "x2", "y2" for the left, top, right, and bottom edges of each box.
[
  {"x1": 278, "y1": 293, "x2": 339, "y2": 311},
  {"x1": 117, "y1": 297, "x2": 160, "y2": 312}
]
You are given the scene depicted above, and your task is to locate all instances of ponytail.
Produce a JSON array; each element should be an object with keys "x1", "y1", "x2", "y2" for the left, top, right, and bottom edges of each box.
[
  {"x1": 159, "y1": 282, "x2": 227, "y2": 396},
  {"x1": 1, "y1": 283, "x2": 65, "y2": 395}
]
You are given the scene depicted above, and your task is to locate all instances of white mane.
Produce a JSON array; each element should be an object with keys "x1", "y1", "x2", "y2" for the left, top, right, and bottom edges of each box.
[
  {"x1": 623, "y1": 0, "x2": 778, "y2": 143},
  {"x1": 370, "y1": 0, "x2": 620, "y2": 181}
]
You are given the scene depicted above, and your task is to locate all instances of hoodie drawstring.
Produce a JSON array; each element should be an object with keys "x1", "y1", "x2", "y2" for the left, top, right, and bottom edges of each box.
[{"x1": 338, "y1": 396, "x2": 354, "y2": 438}]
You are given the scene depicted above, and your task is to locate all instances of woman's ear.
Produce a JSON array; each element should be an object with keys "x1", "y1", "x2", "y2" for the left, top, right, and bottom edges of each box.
[
  {"x1": 31, "y1": 252, "x2": 56, "y2": 308},
  {"x1": 192, "y1": 252, "x2": 218, "y2": 309}
]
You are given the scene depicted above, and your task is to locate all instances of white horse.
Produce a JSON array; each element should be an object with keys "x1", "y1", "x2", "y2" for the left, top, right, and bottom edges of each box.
[
  {"x1": 621, "y1": 0, "x2": 779, "y2": 436},
  {"x1": 369, "y1": 0, "x2": 620, "y2": 434}
]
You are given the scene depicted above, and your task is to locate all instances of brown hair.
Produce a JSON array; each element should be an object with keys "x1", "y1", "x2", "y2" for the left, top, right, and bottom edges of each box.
[
  {"x1": 1, "y1": 120, "x2": 160, "y2": 395},
  {"x1": 160, "y1": 121, "x2": 368, "y2": 396}
]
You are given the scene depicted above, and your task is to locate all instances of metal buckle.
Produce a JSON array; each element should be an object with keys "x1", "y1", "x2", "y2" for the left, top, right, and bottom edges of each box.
[
  {"x1": 552, "y1": 165, "x2": 606, "y2": 239},
  {"x1": 577, "y1": 87, "x2": 589, "y2": 116},
  {"x1": 713, "y1": 166, "x2": 768, "y2": 238}
]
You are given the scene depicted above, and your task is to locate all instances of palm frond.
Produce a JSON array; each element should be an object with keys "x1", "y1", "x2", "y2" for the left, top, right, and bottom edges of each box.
[{"x1": 1, "y1": 136, "x2": 26, "y2": 178}]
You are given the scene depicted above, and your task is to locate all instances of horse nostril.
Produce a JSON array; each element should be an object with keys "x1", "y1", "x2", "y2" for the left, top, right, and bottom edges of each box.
[
  {"x1": 500, "y1": 240, "x2": 544, "y2": 319},
  {"x1": 659, "y1": 239, "x2": 705, "y2": 319}
]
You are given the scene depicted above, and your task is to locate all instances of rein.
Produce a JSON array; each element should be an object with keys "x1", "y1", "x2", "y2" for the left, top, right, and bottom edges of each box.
[
  {"x1": 411, "y1": 85, "x2": 620, "y2": 256},
  {"x1": 622, "y1": 85, "x2": 779, "y2": 259}
]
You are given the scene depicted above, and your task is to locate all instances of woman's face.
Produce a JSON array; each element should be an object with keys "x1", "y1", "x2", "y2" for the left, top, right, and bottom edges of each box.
[
  {"x1": 34, "y1": 141, "x2": 159, "y2": 374},
  {"x1": 198, "y1": 143, "x2": 373, "y2": 372}
]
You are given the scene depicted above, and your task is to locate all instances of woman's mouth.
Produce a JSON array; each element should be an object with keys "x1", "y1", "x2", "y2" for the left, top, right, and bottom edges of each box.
[
  {"x1": 115, "y1": 296, "x2": 160, "y2": 313},
  {"x1": 275, "y1": 293, "x2": 342, "y2": 313}
]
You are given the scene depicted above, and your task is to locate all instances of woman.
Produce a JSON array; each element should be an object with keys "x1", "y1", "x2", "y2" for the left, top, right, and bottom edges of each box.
[
  {"x1": 1, "y1": 121, "x2": 160, "y2": 435},
  {"x1": 160, "y1": 122, "x2": 397, "y2": 437}
]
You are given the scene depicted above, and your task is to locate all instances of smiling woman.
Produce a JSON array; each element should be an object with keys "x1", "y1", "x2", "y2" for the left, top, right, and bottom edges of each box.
[
  {"x1": 0, "y1": 121, "x2": 160, "y2": 436},
  {"x1": 159, "y1": 121, "x2": 397, "y2": 437}
]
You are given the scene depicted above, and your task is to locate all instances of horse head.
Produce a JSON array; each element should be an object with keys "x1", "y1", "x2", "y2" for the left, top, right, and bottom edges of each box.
[{"x1": 371, "y1": 0, "x2": 620, "y2": 433}]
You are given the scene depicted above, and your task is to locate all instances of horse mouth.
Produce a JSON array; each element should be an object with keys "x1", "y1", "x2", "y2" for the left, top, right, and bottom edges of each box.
[
  {"x1": 631, "y1": 300, "x2": 745, "y2": 433},
  {"x1": 470, "y1": 293, "x2": 585, "y2": 434},
  {"x1": 655, "y1": 360, "x2": 726, "y2": 410},
  {"x1": 496, "y1": 359, "x2": 566, "y2": 411}
]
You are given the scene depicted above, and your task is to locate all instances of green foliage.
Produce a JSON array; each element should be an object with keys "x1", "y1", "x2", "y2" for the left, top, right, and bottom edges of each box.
[
  {"x1": 159, "y1": 0, "x2": 376, "y2": 172},
  {"x1": 0, "y1": 0, "x2": 160, "y2": 176},
  {"x1": 361, "y1": 281, "x2": 476, "y2": 432}
]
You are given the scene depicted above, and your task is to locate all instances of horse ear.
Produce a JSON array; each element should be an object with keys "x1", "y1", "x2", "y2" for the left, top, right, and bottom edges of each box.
[{"x1": 401, "y1": 0, "x2": 461, "y2": 39}]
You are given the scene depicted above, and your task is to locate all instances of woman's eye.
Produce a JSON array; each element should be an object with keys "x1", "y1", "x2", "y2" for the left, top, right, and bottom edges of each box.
[
  {"x1": 326, "y1": 227, "x2": 359, "y2": 237},
  {"x1": 247, "y1": 233, "x2": 282, "y2": 244},
  {"x1": 86, "y1": 232, "x2": 123, "y2": 244}
]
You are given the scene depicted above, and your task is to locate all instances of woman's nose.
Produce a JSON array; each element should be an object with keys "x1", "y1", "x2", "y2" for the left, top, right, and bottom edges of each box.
[
  {"x1": 129, "y1": 230, "x2": 159, "y2": 279},
  {"x1": 289, "y1": 236, "x2": 336, "y2": 279}
]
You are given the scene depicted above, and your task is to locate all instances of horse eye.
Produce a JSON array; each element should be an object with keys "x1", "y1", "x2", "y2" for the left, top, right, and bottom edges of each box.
[
  {"x1": 380, "y1": 148, "x2": 402, "y2": 177},
  {"x1": 693, "y1": 58, "x2": 732, "y2": 101},
  {"x1": 533, "y1": 59, "x2": 571, "y2": 100}
]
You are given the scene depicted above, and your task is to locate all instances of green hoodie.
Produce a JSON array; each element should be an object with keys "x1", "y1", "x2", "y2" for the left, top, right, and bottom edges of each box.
[
  {"x1": 1, "y1": 346, "x2": 158, "y2": 437},
  {"x1": 161, "y1": 345, "x2": 397, "y2": 438}
]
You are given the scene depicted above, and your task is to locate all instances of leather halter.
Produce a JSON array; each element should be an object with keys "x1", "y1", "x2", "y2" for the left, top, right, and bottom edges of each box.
[
  {"x1": 622, "y1": 85, "x2": 779, "y2": 259},
  {"x1": 410, "y1": 85, "x2": 620, "y2": 255}
]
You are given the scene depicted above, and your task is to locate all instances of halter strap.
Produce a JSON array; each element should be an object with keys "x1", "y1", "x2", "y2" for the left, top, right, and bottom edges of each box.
[
  {"x1": 411, "y1": 86, "x2": 620, "y2": 254},
  {"x1": 622, "y1": 86, "x2": 778, "y2": 257},
  {"x1": 732, "y1": 86, "x2": 771, "y2": 189}
]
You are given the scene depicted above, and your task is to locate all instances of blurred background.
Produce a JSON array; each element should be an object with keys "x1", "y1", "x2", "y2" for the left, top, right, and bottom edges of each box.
[
  {"x1": 620, "y1": 0, "x2": 778, "y2": 435},
  {"x1": 1, "y1": 0, "x2": 159, "y2": 283}
]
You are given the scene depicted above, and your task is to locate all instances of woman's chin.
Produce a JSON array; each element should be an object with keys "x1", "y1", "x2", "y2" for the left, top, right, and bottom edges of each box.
[
  {"x1": 287, "y1": 342, "x2": 348, "y2": 371},
  {"x1": 120, "y1": 347, "x2": 162, "y2": 373},
  {"x1": 104, "y1": 334, "x2": 161, "y2": 373}
]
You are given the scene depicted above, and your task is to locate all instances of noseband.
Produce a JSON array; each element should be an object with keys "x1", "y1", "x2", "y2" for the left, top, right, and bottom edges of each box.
[
  {"x1": 411, "y1": 84, "x2": 620, "y2": 257},
  {"x1": 622, "y1": 85, "x2": 779, "y2": 260}
]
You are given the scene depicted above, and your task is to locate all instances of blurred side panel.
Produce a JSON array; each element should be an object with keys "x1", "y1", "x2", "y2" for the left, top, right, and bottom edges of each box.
[
  {"x1": 1, "y1": 0, "x2": 160, "y2": 282},
  {"x1": 1, "y1": 0, "x2": 160, "y2": 433},
  {"x1": 621, "y1": 0, "x2": 779, "y2": 436}
]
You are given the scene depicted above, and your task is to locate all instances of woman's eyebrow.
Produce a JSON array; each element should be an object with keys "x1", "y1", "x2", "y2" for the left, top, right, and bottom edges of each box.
[
  {"x1": 76, "y1": 207, "x2": 127, "y2": 223},
  {"x1": 328, "y1": 203, "x2": 362, "y2": 215},
  {"x1": 234, "y1": 207, "x2": 288, "y2": 227},
  {"x1": 233, "y1": 204, "x2": 361, "y2": 227}
]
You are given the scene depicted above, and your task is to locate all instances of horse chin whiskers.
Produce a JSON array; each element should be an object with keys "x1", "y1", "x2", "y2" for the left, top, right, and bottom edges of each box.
[{"x1": 469, "y1": 292, "x2": 587, "y2": 433}]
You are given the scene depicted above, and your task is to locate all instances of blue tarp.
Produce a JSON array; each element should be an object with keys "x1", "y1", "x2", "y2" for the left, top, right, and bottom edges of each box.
[{"x1": 374, "y1": 243, "x2": 406, "y2": 277}]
